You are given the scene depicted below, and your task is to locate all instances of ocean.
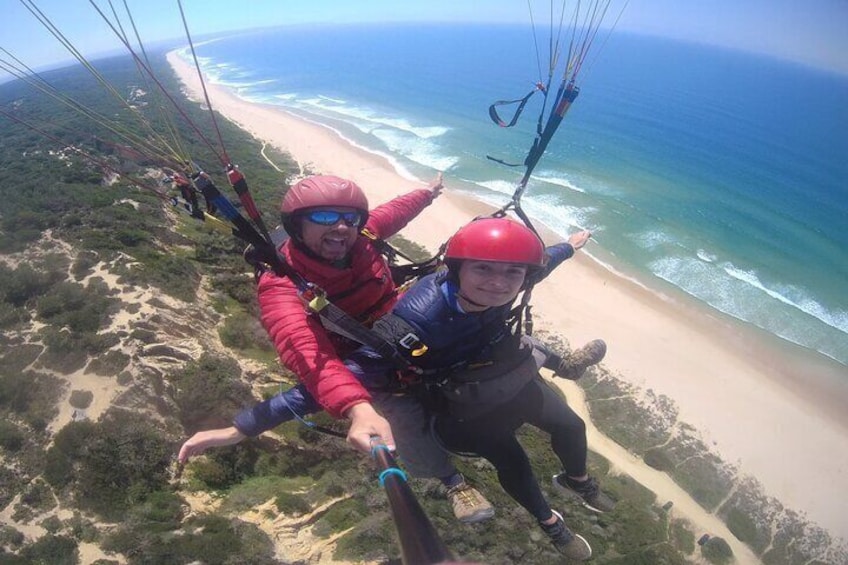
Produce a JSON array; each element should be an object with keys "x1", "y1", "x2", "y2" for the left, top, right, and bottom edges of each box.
[{"x1": 180, "y1": 24, "x2": 848, "y2": 367}]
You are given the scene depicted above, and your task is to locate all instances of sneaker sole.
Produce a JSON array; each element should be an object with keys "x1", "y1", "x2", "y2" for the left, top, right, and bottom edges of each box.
[
  {"x1": 458, "y1": 507, "x2": 495, "y2": 524},
  {"x1": 569, "y1": 533, "x2": 593, "y2": 560},
  {"x1": 551, "y1": 474, "x2": 607, "y2": 514}
]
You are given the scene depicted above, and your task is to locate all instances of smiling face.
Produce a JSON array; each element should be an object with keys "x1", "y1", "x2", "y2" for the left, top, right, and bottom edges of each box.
[
  {"x1": 299, "y1": 206, "x2": 360, "y2": 261},
  {"x1": 456, "y1": 260, "x2": 528, "y2": 311}
]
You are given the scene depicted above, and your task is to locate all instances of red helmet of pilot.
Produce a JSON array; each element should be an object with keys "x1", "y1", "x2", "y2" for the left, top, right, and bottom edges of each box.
[{"x1": 280, "y1": 175, "x2": 369, "y2": 239}]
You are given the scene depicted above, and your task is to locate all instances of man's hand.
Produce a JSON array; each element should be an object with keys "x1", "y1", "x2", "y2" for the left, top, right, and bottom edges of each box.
[
  {"x1": 427, "y1": 172, "x2": 444, "y2": 198},
  {"x1": 177, "y1": 427, "x2": 246, "y2": 463},
  {"x1": 345, "y1": 402, "x2": 396, "y2": 453}
]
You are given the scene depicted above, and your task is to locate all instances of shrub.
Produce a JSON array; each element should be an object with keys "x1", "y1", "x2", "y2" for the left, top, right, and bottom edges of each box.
[
  {"x1": 0, "y1": 263, "x2": 62, "y2": 308},
  {"x1": 212, "y1": 272, "x2": 256, "y2": 306},
  {"x1": 0, "y1": 370, "x2": 65, "y2": 430},
  {"x1": 0, "y1": 302, "x2": 30, "y2": 329},
  {"x1": 325, "y1": 483, "x2": 345, "y2": 498},
  {"x1": 44, "y1": 411, "x2": 170, "y2": 521},
  {"x1": 20, "y1": 479, "x2": 56, "y2": 513},
  {"x1": 65, "y1": 513, "x2": 99, "y2": 543},
  {"x1": 17, "y1": 534, "x2": 78, "y2": 565},
  {"x1": 274, "y1": 491, "x2": 311, "y2": 515},
  {"x1": 113, "y1": 249, "x2": 200, "y2": 302},
  {"x1": 218, "y1": 312, "x2": 273, "y2": 352},
  {"x1": 124, "y1": 490, "x2": 185, "y2": 533},
  {"x1": 130, "y1": 328, "x2": 156, "y2": 343},
  {"x1": 44, "y1": 421, "x2": 97, "y2": 489},
  {"x1": 643, "y1": 447, "x2": 674, "y2": 471},
  {"x1": 0, "y1": 421, "x2": 25, "y2": 452},
  {"x1": 36, "y1": 281, "x2": 117, "y2": 333},
  {"x1": 38, "y1": 328, "x2": 120, "y2": 374},
  {"x1": 0, "y1": 524, "x2": 25, "y2": 548},
  {"x1": 312, "y1": 497, "x2": 369, "y2": 538},
  {"x1": 670, "y1": 519, "x2": 696, "y2": 554},
  {"x1": 169, "y1": 352, "x2": 253, "y2": 432},
  {"x1": 86, "y1": 350, "x2": 130, "y2": 377},
  {"x1": 189, "y1": 458, "x2": 232, "y2": 490},
  {"x1": 701, "y1": 536, "x2": 733, "y2": 564},
  {"x1": 72, "y1": 250, "x2": 99, "y2": 280},
  {"x1": 725, "y1": 507, "x2": 758, "y2": 543},
  {"x1": 0, "y1": 344, "x2": 43, "y2": 374},
  {"x1": 40, "y1": 515, "x2": 63, "y2": 534},
  {"x1": 69, "y1": 390, "x2": 93, "y2": 409},
  {"x1": 36, "y1": 330, "x2": 88, "y2": 374}
]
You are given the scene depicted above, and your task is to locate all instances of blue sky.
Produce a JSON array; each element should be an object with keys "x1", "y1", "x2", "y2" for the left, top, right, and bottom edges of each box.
[{"x1": 2, "y1": 0, "x2": 847, "y2": 80}]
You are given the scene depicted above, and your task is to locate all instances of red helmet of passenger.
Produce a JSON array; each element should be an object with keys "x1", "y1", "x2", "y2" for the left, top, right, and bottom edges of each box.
[
  {"x1": 444, "y1": 217, "x2": 545, "y2": 266},
  {"x1": 281, "y1": 175, "x2": 369, "y2": 216}
]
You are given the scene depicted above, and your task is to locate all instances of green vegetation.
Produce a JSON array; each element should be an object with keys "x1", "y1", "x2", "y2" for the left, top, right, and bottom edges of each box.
[
  {"x1": 0, "y1": 421, "x2": 25, "y2": 452},
  {"x1": 68, "y1": 390, "x2": 93, "y2": 409},
  {"x1": 0, "y1": 370, "x2": 65, "y2": 432},
  {"x1": 168, "y1": 352, "x2": 253, "y2": 433},
  {"x1": 0, "y1": 343, "x2": 42, "y2": 373},
  {"x1": 218, "y1": 310, "x2": 273, "y2": 353},
  {"x1": 274, "y1": 491, "x2": 311, "y2": 515},
  {"x1": 702, "y1": 536, "x2": 734, "y2": 564},
  {"x1": 0, "y1": 525, "x2": 25, "y2": 550},
  {"x1": 86, "y1": 350, "x2": 130, "y2": 377},
  {"x1": 643, "y1": 446, "x2": 674, "y2": 471},
  {"x1": 670, "y1": 518, "x2": 696, "y2": 554},
  {"x1": 43, "y1": 410, "x2": 171, "y2": 521},
  {"x1": 102, "y1": 513, "x2": 277, "y2": 565},
  {"x1": 36, "y1": 279, "x2": 118, "y2": 333},
  {"x1": 580, "y1": 366, "x2": 848, "y2": 565},
  {"x1": 1, "y1": 535, "x2": 79, "y2": 565}
]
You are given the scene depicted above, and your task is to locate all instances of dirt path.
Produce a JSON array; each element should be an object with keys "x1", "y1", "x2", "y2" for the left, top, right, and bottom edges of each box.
[{"x1": 550, "y1": 375, "x2": 762, "y2": 564}]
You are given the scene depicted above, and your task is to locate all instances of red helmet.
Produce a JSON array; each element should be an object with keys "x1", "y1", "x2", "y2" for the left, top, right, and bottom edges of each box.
[
  {"x1": 444, "y1": 217, "x2": 545, "y2": 266},
  {"x1": 281, "y1": 175, "x2": 369, "y2": 216}
]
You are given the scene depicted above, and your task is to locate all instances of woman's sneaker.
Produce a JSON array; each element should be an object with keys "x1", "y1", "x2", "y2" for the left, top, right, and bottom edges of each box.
[
  {"x1": 540, "y1": 510, "x2": 592, "y2": 561},
  {"x1": 446, "y1": 481, "x2": 495, "y2": 524},
  {"x1": 553, "y1": 474, "x2": 616, "y2": 513}
]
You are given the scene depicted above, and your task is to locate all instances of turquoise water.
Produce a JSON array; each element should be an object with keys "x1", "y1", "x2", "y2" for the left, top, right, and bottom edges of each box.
[{"x1": 184, "y1": 24, "x2": 848, "y2": 366}]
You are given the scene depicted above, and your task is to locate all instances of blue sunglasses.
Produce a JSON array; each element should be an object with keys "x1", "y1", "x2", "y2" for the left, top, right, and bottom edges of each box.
[{"x1": 304, "y1": 209, "x2": 363, "y2": 227}]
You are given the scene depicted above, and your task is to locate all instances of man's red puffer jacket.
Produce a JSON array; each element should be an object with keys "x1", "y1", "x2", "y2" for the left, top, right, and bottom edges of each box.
[{"x1": 258, "y1": 188, "x2": 436, "y2": 418}]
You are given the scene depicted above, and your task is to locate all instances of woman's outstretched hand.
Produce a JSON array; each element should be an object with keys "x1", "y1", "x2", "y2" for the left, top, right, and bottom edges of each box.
[{"x1": 567, "y1": 229, "x2": 592, "y2": 250}]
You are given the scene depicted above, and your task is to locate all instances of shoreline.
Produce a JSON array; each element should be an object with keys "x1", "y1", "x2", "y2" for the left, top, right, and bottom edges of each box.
[{"x1": 166, "y1": 50, "x2": 848, "y2": 544}]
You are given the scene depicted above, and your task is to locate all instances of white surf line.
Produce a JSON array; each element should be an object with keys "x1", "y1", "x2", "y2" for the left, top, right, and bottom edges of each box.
[{"x1": 549, "y1": 375, "x2": 762, "y2": 565}]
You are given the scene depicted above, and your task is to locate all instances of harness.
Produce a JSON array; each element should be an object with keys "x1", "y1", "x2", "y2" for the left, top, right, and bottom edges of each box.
[{"x1": 244, "y1": 225, "x2": 442, "y2": 372}]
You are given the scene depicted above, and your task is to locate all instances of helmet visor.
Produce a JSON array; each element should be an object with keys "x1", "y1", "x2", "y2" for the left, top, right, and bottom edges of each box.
[{"x1": 303, "y1": 209, "x2": 363, "y2": 228}]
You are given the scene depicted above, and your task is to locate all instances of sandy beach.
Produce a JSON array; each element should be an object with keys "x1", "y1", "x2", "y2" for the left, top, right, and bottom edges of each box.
[{"x1": 167, "y1": 50, "x2": 848, "y2": 549}]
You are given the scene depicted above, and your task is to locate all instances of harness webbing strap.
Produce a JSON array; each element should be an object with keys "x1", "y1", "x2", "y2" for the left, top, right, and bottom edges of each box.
[
  {"x1": 225, "y1": 165, "x2": 270, "y2": 238},
  {"x1": 487, "y1": 82, "x2": 546, "y2": 128},
  {"x1": 520, "y1": 82, "x2": 580, "y2": 187}
]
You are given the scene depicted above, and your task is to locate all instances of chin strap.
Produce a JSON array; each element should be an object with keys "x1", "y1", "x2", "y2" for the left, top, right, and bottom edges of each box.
[{"x1": 455, "y1": 290, "x2": 489, "y2": 310}]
